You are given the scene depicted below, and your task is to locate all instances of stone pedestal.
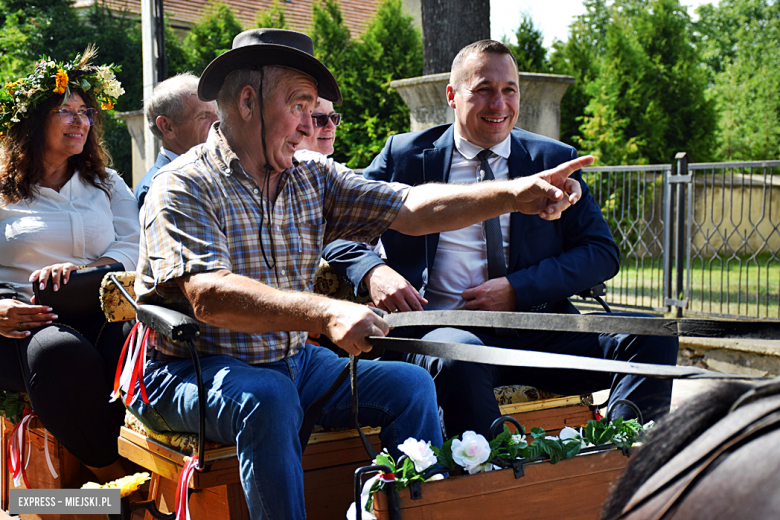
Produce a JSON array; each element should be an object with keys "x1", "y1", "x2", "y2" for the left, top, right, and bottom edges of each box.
[{"x1": 390, "y1": 72, "x2": 576, "y2": 141}]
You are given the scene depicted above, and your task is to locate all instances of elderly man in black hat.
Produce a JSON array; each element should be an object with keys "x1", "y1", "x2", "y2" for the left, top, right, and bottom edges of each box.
[{"x1": 130, "y1": 29, "x2": 592, "y2": 518}]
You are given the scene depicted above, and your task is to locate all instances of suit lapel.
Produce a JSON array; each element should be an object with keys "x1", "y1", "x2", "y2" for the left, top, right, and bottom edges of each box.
[
  {"x1": 508, "y1": 133, "x2": 533, "y2": 271},
  {"x1": 422, "y1": 126, "x2": 456, "y2": 274}
]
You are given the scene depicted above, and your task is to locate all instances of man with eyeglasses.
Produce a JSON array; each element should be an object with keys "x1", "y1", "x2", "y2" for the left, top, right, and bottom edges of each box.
[
  {"x1": 300, "y1": 97, "x2": 340, "y2": 156},
  {"x1": 134, "y1": 73, "x2": 219, "y2": 207}
]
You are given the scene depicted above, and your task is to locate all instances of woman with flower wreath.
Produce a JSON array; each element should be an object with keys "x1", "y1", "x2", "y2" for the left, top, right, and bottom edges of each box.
[{"x1": 0, "y1": 47, "x2": 140, "y2": 483}]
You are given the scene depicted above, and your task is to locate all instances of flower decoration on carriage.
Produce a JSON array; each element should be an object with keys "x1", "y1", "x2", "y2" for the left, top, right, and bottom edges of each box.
[
  {"x1": 0, "y1": 45, "x2": 124, "y2": 137},
  {"x1": 82, "y1": 472, "x2": 151, "y2": 498},
  {"x1": 348, "y1": 417, "x2": 655, "y2": 519}
]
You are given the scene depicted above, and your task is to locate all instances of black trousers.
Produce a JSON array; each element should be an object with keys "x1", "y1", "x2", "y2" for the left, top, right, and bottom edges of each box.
[
  {"x1": 0, "y1": 317, "x2": 131, "y2": 467},
  {"x1": 382, "y1": 312, "x2": 679, "y2": 439}
]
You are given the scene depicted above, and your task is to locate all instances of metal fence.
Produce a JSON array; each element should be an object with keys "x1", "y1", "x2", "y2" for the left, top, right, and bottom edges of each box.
[{"x1": 581, "y1": 156, "x2": 780, "y2": 320}]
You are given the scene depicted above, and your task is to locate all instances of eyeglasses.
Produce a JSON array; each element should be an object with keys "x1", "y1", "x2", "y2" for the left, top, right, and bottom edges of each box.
[
  {"x1": 311, "y1": 113, "x2": 342, "y2": 127},
  {"x1": 50, "y1": 108, "x2": 98, "y2": 126}
]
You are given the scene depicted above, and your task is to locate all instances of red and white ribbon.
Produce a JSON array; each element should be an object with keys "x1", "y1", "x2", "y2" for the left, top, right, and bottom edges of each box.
[
  {"x1": 111, "y1": 322, "x2": 150, "y2": 406},
  {"x1": 43, "y1": 428, "x2": 58, "y2": 479},
  {"x1": 175, "y1": 456, "x2": 200, "y2": 520},
  {"x1": 7, "y1": 410, "x2": 34, "y2": 488}
]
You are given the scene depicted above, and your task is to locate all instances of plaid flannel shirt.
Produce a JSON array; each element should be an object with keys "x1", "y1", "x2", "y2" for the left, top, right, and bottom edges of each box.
[{"x1": 136, "y1": 125, "x2": 408, "y2": 364}]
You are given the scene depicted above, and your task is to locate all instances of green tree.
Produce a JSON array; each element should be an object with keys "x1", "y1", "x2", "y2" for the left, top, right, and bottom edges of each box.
[
  {"x1": 256, "y1": 0, "x2": 288, "y2": 29},
  {"x1": 577, "y1": 0, "x2": 716, "y2": 165},
  {"x1": 332, "y1": 0, "x2": 422, "y2": 167},
  {"x1": 503, "y1": 12, "x2": 548, "y2": 73},
  {"x1": 695, "y1": 0, "x2": 780, "y2": 160},
  {"x1": 0, "y1": 0, "x2": 84, "y2": 82},
  {"x1": 549, "y1": 0, "x2": 610, "y2": 148},
  {"x1": 183, "y1": 1, "x2": 244, "y2": 75},
  {"x1": 310, "y1": 0, "x2": 352, "y2": 93}
]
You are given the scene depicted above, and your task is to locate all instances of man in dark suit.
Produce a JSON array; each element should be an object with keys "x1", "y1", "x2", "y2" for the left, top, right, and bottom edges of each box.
[
  {"x1": 324, "y1": 39, "x2": 679, "y2": 439},
  {"x1": 134, "y1": 73, "x2": 219, "y2": 207}
]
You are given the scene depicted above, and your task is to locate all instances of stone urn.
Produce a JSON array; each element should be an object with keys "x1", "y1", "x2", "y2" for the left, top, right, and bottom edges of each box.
[{"x1": 390, "y1": 72, "x2": 576, "y2": 141}]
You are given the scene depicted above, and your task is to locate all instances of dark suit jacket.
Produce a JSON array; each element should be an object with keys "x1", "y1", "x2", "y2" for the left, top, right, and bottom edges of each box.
[
  {"x1": 323, "y1": 124, "x2": 620, "y2": 313},
  {"x1": 134, "y1": 151, "x2": 172, "y2": 209}
]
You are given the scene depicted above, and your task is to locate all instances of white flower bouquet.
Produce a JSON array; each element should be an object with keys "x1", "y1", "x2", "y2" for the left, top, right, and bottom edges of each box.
[{"x1": 348, "y1": 415, "x2": 654, "y2": 520}]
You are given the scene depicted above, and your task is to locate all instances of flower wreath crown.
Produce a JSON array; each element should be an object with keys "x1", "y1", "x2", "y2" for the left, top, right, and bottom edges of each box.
[{"x1": 0, "y1": 45, "x2": 125, "y2": 137}]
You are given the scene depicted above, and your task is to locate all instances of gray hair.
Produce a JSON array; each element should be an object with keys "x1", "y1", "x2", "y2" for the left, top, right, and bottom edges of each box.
[
  {"x1": 145, "y1": 72, "x2": 200, "y2": 140},
  {"x1": 450, "y1": 40, "x2": 517, "y2": 93},
  {"x1": 216, "y1": 65, "x2": 290, "y2": 120}
]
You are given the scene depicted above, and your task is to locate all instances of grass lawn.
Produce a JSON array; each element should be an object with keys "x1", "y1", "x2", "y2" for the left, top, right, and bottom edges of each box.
[{"x1": 601, "y1": 252, "x2": 780, "y2": 319}]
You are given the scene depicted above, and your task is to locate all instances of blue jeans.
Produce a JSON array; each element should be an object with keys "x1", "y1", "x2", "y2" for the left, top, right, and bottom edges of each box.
[{"x1": 128, "y1": 344, "x2": 442, "y2": 520}]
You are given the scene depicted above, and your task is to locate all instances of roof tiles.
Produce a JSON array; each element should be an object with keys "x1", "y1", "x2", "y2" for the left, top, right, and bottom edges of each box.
[{"x1": 76, "y1": 0, "x2": 380, "y2": 36}]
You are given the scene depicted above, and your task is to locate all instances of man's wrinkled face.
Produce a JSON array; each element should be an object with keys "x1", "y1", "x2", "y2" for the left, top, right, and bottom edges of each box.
[
  {"x1": 300, "y1": 98, "x2": 337, "y2": 156},
  {"x1": 447, "y1": 52, "x2": 520, "y2": 149},
  {"x1": 262, "y1": 70, "x2": 317, "y2": 172},
  {"x1": 164, "y1": 96, "x2": 218, "y2": 154}
]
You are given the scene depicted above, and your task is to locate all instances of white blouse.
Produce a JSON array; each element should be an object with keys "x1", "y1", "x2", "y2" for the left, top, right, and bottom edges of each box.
[{"x1": 0, "y1": 169, "x2": 141, "y2": 303}]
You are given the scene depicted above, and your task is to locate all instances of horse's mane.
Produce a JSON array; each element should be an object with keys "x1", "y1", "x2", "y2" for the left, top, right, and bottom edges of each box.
[{"x1": 600, "y1": 381, "x2": 756, "y2": 520}]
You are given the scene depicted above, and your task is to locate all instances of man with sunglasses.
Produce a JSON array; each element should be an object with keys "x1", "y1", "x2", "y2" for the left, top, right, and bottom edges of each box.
[{"x1": 300, "y1": 97, "x2": 341, "y2": 156}]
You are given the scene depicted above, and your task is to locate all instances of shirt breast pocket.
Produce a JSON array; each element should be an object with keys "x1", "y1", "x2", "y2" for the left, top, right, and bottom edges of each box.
[{"x1": 289, "y1": 220, "x2": 326, "y2": 273}]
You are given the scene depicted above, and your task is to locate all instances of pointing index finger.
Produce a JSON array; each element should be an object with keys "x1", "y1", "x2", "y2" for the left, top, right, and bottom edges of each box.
[{"x1": 553, "y1": 155, "x2": 594, "y2": 178}]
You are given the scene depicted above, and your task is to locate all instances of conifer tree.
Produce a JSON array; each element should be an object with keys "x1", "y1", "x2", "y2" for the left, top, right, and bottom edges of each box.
[
  {"x1": 333, "y1": 0, "x2": 422, "y2": 167},
  {"x1": 577, "y1": 0, "x2": 716, "y2": 164},
  {"x1": 503, "y1": 12, "x2": 548, "y2": 73},
  {"x1": 183, "y1": 1, "x2": 244, "y2": 75},
  {"x1": 256, "y1": 0, "x2": 288, "y2": 30}
]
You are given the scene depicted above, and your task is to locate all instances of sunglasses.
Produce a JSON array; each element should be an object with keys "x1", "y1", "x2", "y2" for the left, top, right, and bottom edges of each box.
[
  {"x1": 50, "y1": 108, "x2": 98, "y2": 126},
  {"x1": 311, "y1": 113, "x2": 342, "y2": 127}
]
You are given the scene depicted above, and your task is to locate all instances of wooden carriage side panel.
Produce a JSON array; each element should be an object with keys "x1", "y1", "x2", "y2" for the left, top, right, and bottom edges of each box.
[
  {"x1": 2, "y1": 419, "x2": 87, "y2": 520},
  {"x1": 151, "y1": 474, "x2": 249, "y2": 520},
  {"x1": 373, "y1": 449, "x2": 629, "y2": 520}
]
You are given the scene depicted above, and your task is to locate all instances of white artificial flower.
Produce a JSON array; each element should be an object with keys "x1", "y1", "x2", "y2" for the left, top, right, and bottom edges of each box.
[
  {"x1": 371, "y1": 449, "x2": 389, "y2": 466},
  {"x1": 398, "y1": 438, "x2": 437, "y2": 473},
  {"x1": 451, "y1": 431, "x2": 491, "y2": 472},
  {"x1": 511, "y1": 433, "x2": 526, "y2": 444},
  {"x1": 545, "y1": 435, "x2": 558, "y2": 441},
  {"x1": 643, "y1": 420, "x2": 656, "y2": 430},
  {"x1": 346, "y1": 475, "x2": 378, "y2": 520},
  {"x1": 466, "y1": 462, "x2": 496, "y2": 475},
  {"x1": 425, "y1": 474, "x2": 445, "y2": 483},
  {"x1": 559, "y1": 427, "x2": 581, "y2": 442}
]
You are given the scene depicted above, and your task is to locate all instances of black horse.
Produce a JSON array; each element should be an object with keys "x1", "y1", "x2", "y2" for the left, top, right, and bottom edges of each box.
[{"x1": 601, "y1": 377, "x2": 780, "y2": 519}]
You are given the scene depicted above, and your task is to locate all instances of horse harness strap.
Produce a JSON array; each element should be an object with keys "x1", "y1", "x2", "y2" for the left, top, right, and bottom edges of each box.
[
  {"x1": 617, "y1": 393, "x2": 780, "y2": 520},
  {"x1": 381, "y1": 310, "x2": 780, "y2": 340},
  {"x1": 369, "y1": 337, "x2": 754, "y2": 381}
]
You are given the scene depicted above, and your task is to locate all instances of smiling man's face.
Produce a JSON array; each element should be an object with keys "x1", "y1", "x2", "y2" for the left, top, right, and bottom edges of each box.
[
  {"x1": 447, "y1": 51, "x2": 519, "y2": 150},
  {"x1": 300, "y1": 98, "x2": 337, "y2": 156}
]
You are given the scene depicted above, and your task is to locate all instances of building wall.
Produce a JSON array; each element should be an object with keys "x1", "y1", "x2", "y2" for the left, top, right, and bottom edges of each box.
[{"x1": 75, "y1": 0, "x2": 381, "y2": 36}]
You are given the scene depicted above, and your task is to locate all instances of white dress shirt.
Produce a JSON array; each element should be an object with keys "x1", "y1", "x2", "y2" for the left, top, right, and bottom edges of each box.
[
  {"x1": 424, "y1": 132, "x2": 512, "y2": 310},
  {"x1": 0, "y1": 169, "x2": 141, "y2": 302}
]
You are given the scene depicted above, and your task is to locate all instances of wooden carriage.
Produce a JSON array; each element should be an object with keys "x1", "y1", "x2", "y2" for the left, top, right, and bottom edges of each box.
[{"x1": 1, "y1": 263, "x2": 627, "y2": 520}]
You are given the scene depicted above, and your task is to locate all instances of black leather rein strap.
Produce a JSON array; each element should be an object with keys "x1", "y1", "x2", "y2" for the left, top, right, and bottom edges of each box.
[
  {"x1": 368, "y1": 337, "x2": 756, "y2": 380},
  {"x1": 382, "y1": 310, "x2": 780, "y2": 340}
]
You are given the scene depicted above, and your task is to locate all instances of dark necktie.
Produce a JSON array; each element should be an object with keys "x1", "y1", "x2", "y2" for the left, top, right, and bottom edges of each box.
[{"x1": 477, "y1": 149, "x2": 507, "y2": 279}]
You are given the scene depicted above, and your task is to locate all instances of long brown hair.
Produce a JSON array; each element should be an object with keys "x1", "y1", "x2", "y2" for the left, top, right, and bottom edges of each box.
[{"x1": 0, "y1": 89, "x2": 113, "y2": 204}]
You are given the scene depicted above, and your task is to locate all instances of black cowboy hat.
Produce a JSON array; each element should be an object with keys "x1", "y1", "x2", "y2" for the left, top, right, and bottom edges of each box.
[{"x1": 198, "y1": 29, "x2": 342, "y2": 103}]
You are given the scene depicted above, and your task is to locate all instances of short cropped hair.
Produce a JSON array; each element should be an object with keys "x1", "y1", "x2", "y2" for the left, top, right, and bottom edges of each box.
[
  {"x1": 145, "y1": 72, "x2": 200, "y2": 140},
  {"x1": 450, "y1": 40, "x2": 517, "y2": 92}
]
